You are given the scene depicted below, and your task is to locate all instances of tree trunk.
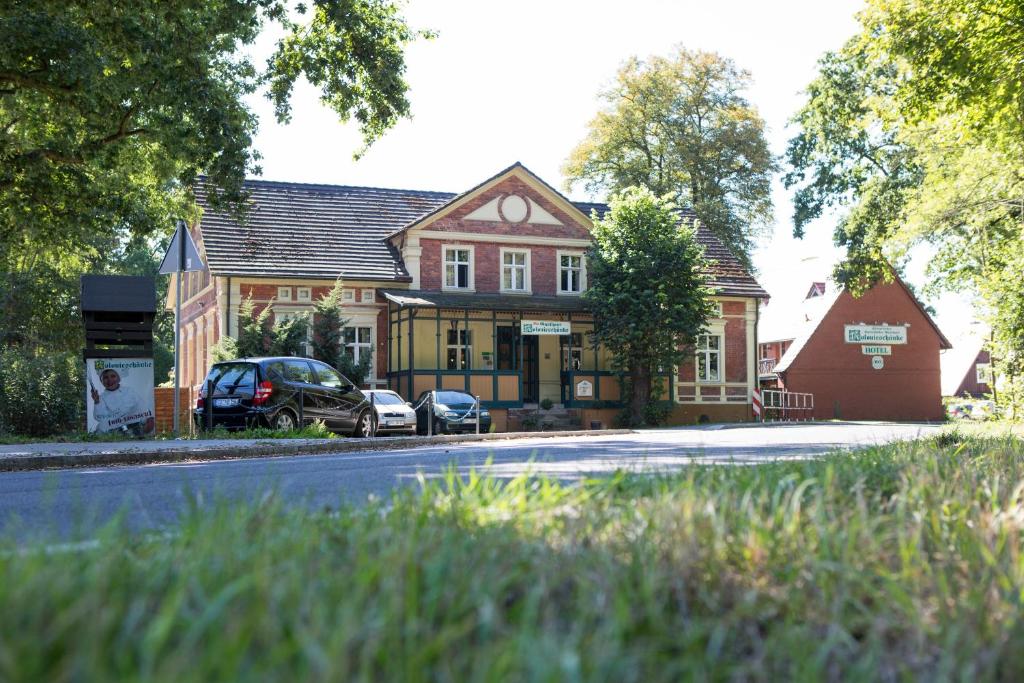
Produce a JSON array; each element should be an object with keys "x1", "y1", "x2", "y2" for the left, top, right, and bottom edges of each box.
[{"x1": 631, "y1": 364, "x2": 652, "y2": 426}]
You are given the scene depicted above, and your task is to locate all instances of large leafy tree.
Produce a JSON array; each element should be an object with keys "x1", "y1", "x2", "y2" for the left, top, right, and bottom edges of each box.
[
  {"x1": 564, "y1": 47, "x2": 776, "y2": 269},
  {"x1": 585, "y1": 188, "x2": 715, "y2": 426},
  {"x1": 0, "y1": 0, "x2": 429, "y2": 351},
  {"x1": 786, "y1": 0, "x2": 1024, "y2": 408}
]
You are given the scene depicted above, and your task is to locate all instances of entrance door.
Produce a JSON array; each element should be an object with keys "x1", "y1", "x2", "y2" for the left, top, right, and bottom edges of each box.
[{"x1": 522, "y1": 335, "x2": 539, "y2": 403}]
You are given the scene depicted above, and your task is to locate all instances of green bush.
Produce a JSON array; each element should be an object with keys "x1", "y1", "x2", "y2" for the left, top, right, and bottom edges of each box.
[{"x1": 0, "y1": 349, "x2": 83, "y2": 436}]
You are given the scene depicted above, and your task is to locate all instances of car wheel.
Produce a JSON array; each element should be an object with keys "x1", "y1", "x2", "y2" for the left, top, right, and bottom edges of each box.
[
  {"x1": 272, "y1": 409, "x2": 297, "y2": 431},
  {"x1": 432, "y1": 417, "x2": 444, "y2": 435},
  {"x1": 354, "y1": 410, "x2": 376, "y2": 437}
]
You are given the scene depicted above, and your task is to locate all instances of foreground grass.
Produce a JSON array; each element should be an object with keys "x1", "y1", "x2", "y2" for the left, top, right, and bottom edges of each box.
[{"x1": 4, "y1": 434, "x2": 1024, "y2": 680}]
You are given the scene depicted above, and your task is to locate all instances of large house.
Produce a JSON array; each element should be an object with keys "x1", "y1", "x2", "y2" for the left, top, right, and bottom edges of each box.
[
  {"x1": 758, "y1": 274, "x2": 951, "y2": 421},
  {"x1": 173, "y1": 163, "x2": 768, "y2": 430}
]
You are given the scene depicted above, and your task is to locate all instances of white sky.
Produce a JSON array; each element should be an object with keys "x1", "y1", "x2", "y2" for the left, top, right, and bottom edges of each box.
[{"x1": 242, "y1": 0, "x2": 976, "y2": 344}]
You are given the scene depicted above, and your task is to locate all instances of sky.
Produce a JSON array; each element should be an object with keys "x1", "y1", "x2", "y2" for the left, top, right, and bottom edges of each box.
[{"x1": 241, "y1": 0, "x2": 976, "y2": 342}]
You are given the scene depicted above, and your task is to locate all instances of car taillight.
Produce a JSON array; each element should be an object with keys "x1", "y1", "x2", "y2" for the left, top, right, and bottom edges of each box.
[
  {"x1": 252, "y1": 380, "x2": 273, "y2": 406},
  {"x1": 197, "y1": 384, "x2": 206, "y2": 409}
]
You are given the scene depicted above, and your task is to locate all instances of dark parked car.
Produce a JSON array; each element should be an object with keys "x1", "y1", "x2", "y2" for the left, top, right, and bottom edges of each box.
[
  {"x1": 413, "y1": 390, "x2": 491, "y2": 435},
  {"x1": 194, "y1": 357, "x2": 374, "y2": 435}
]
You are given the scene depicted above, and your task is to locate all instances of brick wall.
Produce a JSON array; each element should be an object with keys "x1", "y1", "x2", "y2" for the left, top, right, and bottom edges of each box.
[
  {"x1": 154, "y1": 386, "x2": 195, "y2": 433},
  {"x1": 419, "y1": 240, "x2": 575, "y2": 295}
]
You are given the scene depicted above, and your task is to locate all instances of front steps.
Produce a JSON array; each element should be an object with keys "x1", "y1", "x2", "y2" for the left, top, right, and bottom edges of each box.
[{"x1": 507, "y1": 405, "x2": 582, "y2": 432}]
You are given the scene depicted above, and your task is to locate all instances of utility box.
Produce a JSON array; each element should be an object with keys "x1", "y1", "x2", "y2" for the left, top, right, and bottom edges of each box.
[{"x1": 81, "y1": 275, "x2": 157, "y2": 437}]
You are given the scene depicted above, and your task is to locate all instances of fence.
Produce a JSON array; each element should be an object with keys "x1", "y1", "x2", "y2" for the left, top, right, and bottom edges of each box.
[{"x1": 761, "y1": 389, "x2": 815, "y2": 421}]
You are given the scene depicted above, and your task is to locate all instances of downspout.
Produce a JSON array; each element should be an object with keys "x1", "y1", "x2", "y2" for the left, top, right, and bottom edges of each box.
[{"x1": 226, "y1": 276, "x2": 232, "y2": 337}]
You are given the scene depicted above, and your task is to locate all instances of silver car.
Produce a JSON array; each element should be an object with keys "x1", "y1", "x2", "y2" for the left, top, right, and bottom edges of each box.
[{"x1": 365, "y1": 390, "x2": 417, "y2": 435}]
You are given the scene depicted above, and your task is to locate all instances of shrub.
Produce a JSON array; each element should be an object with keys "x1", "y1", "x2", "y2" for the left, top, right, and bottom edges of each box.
[{"x1": 0, "y1": 349, "x2": 83, "y2": 436}]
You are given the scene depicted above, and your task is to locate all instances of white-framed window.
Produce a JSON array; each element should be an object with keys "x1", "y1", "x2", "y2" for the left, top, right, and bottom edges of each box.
[
  {"x1": 361, "y1": 289, "x2": 375, "y2": 303},
  {"x1": 343, "y1": 326, "x2": 373, "y2": 364},
  {"x1": 500, "y1": 248, "x2": 530, "y2": 293},
  {"x1": 696, "y1": 333, "x2": 723, "y2": 383},
  {"x1": 296, "y1": 287, "x2": 312, "y2": 303},
  {"x1": 560, "y1": 332, "x2": 584, "y2": 371},
  {"x1": 444, "y1": 246, "x2": 474, "y2": 290},
  {"x1": 446, "y1": 328, "x2": 472, "y2": 369},
  {"x1": 342, "y1": 289, "x2": 355, "y2": 302},
  {"x1": 976, "y1": 363, "x2": 993, "y2": 385},
  {"x1": 710, "y1": 302, "x2": 723, "y2": 318},
  {"x1": 277, "y1": 286, "x2": 292, "y2": 302},
  {"x1": 558, "y1": 251, "x2": 585, "y2": 294}
]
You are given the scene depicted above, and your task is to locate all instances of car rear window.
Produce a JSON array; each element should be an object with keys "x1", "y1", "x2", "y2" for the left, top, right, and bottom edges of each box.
[
  {"x1": 206, "y1": 363, "x2": 257, "y2": 393},
  {"x1": 435, "y1": 391, "x2": 474, "y2": 405},
  {"x1": 369, "y1": 392, "x2": 403, "y2": 405}
]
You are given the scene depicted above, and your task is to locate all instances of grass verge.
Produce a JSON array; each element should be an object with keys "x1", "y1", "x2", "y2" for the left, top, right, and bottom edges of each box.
[
  {"x1": 0, "y1": 419, "x2": 341, "y2": 445},
  {"x1": 3, "y1": 433, "x2": 1024, "y2": 679}
]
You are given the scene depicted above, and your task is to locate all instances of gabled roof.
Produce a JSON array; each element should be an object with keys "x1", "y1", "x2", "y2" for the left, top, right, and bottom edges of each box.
[
  {"x1": 193, "y1": 168, "x2": 767, "y2": 298},
  {"x1": 194, "y1": 179, "x2": 454, "y2": 280},
  {"x1": 385, "y1": 161, "x2": 593, "y2": 240}
]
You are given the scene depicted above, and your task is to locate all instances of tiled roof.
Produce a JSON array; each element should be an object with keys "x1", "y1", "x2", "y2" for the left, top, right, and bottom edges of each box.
[
  {"x1": 195, "y1": 176, "x2": 767, "y2": 298},
  {"x1": 195, "y1": 179, "x2": 454, "y2": 280}
]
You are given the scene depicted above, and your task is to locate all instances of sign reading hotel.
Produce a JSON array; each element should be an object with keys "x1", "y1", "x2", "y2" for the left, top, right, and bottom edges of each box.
[
  {"x1": 844, "y1": 324, "x2": 908, "y2": 345},
  {"x1": 522, "y1": 320, "x2": 570, "y2": 335},
  {"x1": 861, "y1": 345, "x2": 892, "y2": 356}
]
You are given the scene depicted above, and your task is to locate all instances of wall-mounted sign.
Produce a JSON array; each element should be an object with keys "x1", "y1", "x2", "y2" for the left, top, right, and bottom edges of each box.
[
  {"x1": 86, "y1": 358, "x2": 155, "y2": 436},
  {"x1": 522, "y1": 320, "x2": 570, "y2": 335},
  {"x1": 845, "y1": 324, "x2": 908, "y2": 345},
  {"x1": 871, "y1": 356, "x2": 885, "y2": 370},
  {"x1": 575, "y1": 379, "x2": 594, "y2": 398},
  {"x1": 861, "y1": 345, "x2": 892, "y2": 356}
]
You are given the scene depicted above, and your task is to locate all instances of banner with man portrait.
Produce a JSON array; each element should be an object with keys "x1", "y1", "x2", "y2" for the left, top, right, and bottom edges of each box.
[{"x1": 85, "y1": 358, "x2": 156, "y2": 436}]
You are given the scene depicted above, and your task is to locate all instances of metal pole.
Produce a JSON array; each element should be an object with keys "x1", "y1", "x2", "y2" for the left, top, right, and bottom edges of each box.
[
  {"x1": 173, "y1": 238, "x2": 182, "y2": 435},
  {"x1": 427, "y1": 392, "x2": 433, "y2": 437},
  {"x1": 370, "y1": 391, "x2": 376, "y2": 438},
  {"x1": 205, "y1": 378, "x2": 214, "y2": 431},
  {"x1": 297, "y1": 386, "x2": 304, "y2": 427},
  {"x1": 475, "y1": 395, "x2": 480, "y2": 435}
]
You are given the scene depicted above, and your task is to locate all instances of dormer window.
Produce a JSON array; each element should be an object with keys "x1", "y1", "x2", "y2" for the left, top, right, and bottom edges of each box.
[{"x1": 444, "y1": 246, "x2": 473, "y2": 290}]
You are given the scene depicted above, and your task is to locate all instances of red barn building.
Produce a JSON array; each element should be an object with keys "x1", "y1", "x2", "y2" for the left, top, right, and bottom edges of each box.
[
  {"x1": 758, "y1": 276, "x2": 951, "y2": 421},
  {"x1": 171, "y1": 163, "x2": 769, "y2": 430}
]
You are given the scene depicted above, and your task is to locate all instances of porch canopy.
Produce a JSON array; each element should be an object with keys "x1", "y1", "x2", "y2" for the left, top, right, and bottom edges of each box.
[{"x1": 380, "y1": 289, "x2": 585, "y2": 313}]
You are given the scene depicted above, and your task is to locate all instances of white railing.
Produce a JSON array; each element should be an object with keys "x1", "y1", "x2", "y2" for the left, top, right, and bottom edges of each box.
[
  {"x1": 762, "y1": 389, "x2": 814, "y2": 421},
  {"x1": 758, "y1": 358, "x2": 778, "y2": 376}
]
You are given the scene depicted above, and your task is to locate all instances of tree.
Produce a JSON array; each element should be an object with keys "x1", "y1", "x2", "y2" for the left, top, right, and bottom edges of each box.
[
  {"x1": 563, "y1": 46, "x2": 776, "y2": 269},
  {"x1": 585, "y1": 188, "x2": 716, "y2": 426},
  {"x1": 211, "y1": 295, "x2": 308, "y2": 362},
  {"x1": 1, "y1": 0, "x2": 430, "y2": 353},
  {"x1": 311, "y1": 281, "x2": 373, "y2": 385},
  {"x1": 786, "y1": 0, "x2": 1024, "y2": 411}
]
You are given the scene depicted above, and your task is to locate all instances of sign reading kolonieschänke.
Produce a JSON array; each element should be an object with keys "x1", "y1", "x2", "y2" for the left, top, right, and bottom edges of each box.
[
  {"x1": 86, "y1": 358, "x2": 156, "y2": 436},
  {"x1": 844, "y1": 324, "x2": 908, "y2": 345}
]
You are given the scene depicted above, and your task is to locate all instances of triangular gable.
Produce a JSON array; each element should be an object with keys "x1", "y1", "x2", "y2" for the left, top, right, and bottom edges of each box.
[{"x1": 386, "y1": 162, "x2": 594, "y2": 242}]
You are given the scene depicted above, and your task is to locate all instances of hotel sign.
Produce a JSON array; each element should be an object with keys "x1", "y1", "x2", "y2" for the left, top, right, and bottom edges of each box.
[
  {"x1": 522, "y1": 320, "x2": 570, "y2": 335},
  {"x1": 844, "y1": 324, "x2": 907, "y2": 345},
  {"x1": 861, "y1": 345, "x2": 891, "y2": 356}
]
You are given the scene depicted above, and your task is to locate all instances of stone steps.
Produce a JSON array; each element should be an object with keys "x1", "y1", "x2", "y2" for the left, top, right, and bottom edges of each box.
[{"x1": 508, "y1": 406, "x2": 582, "y2": 432}]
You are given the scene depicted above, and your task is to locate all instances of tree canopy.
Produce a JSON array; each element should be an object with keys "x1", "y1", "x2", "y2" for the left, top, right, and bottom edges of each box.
[
  {"x1": 564, "y1": 47, "x2": 776, "y2": 270},
  {"x1": 786, "y1": 0, "x2": 1024, "y2": 409},
  {"x1": 585, "y1": 187, "x2": 715, "y2": 426},
  {"x1": 1, "y1": 0, "x2": 429, "y2": 352}
]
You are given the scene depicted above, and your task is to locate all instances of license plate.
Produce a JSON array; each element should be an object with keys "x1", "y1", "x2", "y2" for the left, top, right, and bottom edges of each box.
[
  {"x1": 385, "y1": 419, "x2": 405, "y2": 426},
  {"x1": 462, "y1": 418, "x2": 476, "y2": 424},
  {"x1": 214, "y1": 398, "x2": 240, "y2": 408}
]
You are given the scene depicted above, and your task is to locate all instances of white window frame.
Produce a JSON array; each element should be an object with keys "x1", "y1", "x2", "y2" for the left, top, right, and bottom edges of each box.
[
  {"x1": 710, "y1": 301, "x2": 723, "y2": 318},
  {"x1": 976, "y1": 363, "x2": 992, "y2": 385},
  {"x1": 277, "y1": 286, "x2": 293, "y2": 302},
  {"x1": 446, "y1": 327, "x2": 472, "y2": 370},
  {"x1": 557, "y1": 250, "x2": 586, "y2": 295},
  {"x1": 500, "y1": 248, "x2": 531, "y2": 294},
  {"x1": 342, "y1": 289, "x2": 355, "y2": 303},
  {"x1": 443, "y1": 245, "x2": 475, "y2": 291},
  {"x1": 361, "y1": 288, "x2": 375, "y2": 303},
  {"x1": 339, "y1": 311, "x2": 379, "y2": 383},
  {"x1": 296, "y1": 287, "x2": 312, "y2": 303},
  {"x1": 695, "y1": 332, "x2": 724, "y2": 384},
  {"x1": 343, "y1": 325, "x2": 374, "y2": 364}
]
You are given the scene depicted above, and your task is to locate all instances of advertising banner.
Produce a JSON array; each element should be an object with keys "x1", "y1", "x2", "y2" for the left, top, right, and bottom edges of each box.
[{"x1": 85, "y1": 358, "x2": 156, "y2": 436}]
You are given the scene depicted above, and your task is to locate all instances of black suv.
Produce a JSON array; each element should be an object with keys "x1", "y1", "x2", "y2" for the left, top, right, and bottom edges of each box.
[{"x1": 194, "y1": 357, "x2": 374, "y2": 435}]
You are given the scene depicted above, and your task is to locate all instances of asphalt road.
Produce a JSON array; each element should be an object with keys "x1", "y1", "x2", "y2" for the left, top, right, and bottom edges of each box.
[{"x1": 0, "y1": 422, "x2": 940, "y2": 540}]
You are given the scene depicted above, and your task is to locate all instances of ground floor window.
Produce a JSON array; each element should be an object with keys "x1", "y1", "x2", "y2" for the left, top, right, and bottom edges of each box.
[
  {"x1": 447, "y1": 329, "x2": 472, "y2": 369},
  {"x1": 560, "y1": 332, "x2": 583, "y2": 370},
  {"x1": 696, "y1": 333, "x2": 722, "y2": 382},
  {"x1": 343, "y1": 326, "x2": 372, "y2": 363}
]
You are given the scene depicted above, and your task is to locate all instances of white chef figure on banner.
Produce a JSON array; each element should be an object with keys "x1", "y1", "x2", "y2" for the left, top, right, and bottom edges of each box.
[{"x1": 89, "y1": 363, "x2": 155, "y2": 435}]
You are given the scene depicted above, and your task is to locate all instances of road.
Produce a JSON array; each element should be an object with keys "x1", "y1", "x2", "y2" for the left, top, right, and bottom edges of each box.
[{"x1": 0, "y1": 422, "x2": 939, "y2": 540}]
